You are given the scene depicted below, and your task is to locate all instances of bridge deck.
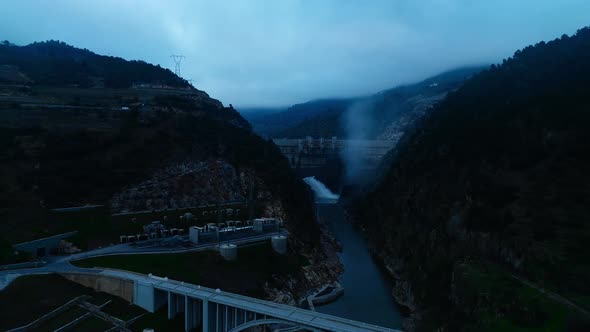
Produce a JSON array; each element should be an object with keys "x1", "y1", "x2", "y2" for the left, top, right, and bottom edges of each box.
[
  {"x1": 0, "y1": 251, "x2": 401, "y2": 331},
  {"x1": 101, "y1": 269, "x2": 400, "y2": 332}
]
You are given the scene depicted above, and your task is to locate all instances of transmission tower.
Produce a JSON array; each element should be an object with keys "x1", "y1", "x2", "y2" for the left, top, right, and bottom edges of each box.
[{"x1": 170, "y1": 54, "x2": 186, "y2": 77}]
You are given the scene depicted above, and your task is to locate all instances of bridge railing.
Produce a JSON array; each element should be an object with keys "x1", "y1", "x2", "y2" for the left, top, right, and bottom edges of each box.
[
  {"x1": 51, "y1": 267, "x2": 400, "y2": 332},
  {"x1": 142, "y1": 272, "x2": 401, "y2": 332}
]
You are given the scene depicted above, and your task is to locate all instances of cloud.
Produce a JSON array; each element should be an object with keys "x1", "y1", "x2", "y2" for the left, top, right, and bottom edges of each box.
[{"x1": 1, "y1": 0, "x2": 589, "y2": 107}]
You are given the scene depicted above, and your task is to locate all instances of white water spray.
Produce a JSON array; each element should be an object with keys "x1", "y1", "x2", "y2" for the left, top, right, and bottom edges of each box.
[
  {"x1": 340, "y1": 99, "x2": 376, "y2": 183},
  {"x1": 303, "y1": 176, "x2": 339, "y2": 202}
]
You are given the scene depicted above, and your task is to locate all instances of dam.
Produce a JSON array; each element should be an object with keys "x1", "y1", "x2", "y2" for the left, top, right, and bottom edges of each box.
[
  {"x1": 273, "y1": 137, "x2": 396, "y2": 187},
  {"x1": 272, "y1": 137, "x2": 396, "y2": 170}
]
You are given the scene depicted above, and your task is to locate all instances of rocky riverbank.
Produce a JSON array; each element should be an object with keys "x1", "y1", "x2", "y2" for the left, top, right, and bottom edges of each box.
[
  {"x1": 379, "y1": 255, "x2": 418, "y2": 331},
  {"x1": 340, "y1": 206, "x2": 417, "y2": 331},
  {"x1": 263, "y1": 212, "x2": 344, "y2": 307}
]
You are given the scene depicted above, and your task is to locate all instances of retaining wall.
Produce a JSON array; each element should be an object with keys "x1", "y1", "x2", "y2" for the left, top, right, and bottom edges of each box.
[{"x1": 60, "y1": 273, "x2": 134, "y2": 303}]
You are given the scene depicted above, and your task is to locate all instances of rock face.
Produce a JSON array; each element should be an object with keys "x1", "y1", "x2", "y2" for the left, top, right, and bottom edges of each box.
[
  {"x1": 299, "y1": 224, "x2": 344, "y2": 289},
  {"x1": 263, "y1": 215, "x2": 344, "y2": 306},
  {"x1": 376, "y1": 93, "x2": 447, "y2": 142},
  {"x1": 109, "y1": 158, "x2": 343, "y2": 307},
  {"x1": 111, "y1": 160, "x2": 257, "y2": 213},
  {"x1": 109, "y1": 159, "x2": 295, "y2": 230}
]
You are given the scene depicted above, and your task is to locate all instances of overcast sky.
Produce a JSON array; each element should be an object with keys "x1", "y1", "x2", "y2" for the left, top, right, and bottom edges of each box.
[{"x1": 1, "y1": 1, "x2": 589, "y2": 107}]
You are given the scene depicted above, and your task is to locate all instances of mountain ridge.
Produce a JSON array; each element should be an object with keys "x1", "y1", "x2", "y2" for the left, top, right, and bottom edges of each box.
[
  {"x1": 0, "y1": 40, "x2": 191, "y2": 89},
  {"x1": 244, "y1": 66, "x2": 485, "y2": 139},
  {"x1": 356, "y1": 26, "x2": 590, "y2": 331}
]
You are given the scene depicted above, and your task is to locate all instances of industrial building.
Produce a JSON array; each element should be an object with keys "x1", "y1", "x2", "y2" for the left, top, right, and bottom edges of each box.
[
  {"x1": 13, "y1": 231, "x2": 79, "y2": 257},
  {"x1": 189, "y1": 218, "x2": 282, "y2": 245}
]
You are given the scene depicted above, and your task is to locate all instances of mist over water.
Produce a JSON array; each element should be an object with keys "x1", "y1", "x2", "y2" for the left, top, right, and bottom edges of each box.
[
  {"x1": 340, "y1": 100, "x2": 376, "y2": 183},
  {"x1": 303, "y1": 176, "x2": 340, "y2": 203}
]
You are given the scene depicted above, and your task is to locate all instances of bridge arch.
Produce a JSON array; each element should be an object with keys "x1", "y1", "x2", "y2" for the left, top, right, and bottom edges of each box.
[{"x1": 228, "y1": 317, "x2": 321, "y2": 332}]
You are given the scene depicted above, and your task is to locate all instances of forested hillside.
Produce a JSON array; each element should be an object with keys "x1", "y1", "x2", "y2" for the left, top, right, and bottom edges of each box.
[
  {"x1": 0, "y1": 41, "x2": 318, "y2": 255},
  {"x1": 246, "y1": 67, "x2": 483, "y2": 140},
  {"x1": 0, "y1": 40, "x2": 189, "y2": 88},
  {"x1": 357, "y1": 28, "x2": 590, "y2": 331},
  {"x1": 242, "y1": 98, "x2": 356, "y2": 137}
]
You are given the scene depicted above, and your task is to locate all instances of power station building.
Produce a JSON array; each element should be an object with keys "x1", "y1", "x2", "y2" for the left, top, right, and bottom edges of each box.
[
  {"x1": 13, "y1": 231, "x2": 78, "y2": 257},
  {"x1": 188, "y1": 218, "x2": 281, "y2": 245}
]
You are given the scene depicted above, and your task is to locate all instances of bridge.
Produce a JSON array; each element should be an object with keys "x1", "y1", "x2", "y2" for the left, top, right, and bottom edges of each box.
[
  {"x1": 272, "y1": 137, "x2": 396, "y2": 170},
  {"x1": 129, "y1": 270, "x2": 399, "y2": 332},
  {"x1": 1, "y1": 265, "x2": 400, "y2": 332}
]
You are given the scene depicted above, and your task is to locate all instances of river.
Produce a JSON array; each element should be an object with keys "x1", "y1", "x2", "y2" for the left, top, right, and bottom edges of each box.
[{"x1": 303, "y1": 177, "x2": 403, "y2": 329}]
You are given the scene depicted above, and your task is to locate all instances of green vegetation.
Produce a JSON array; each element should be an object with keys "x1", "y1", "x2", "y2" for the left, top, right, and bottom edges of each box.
[
  {"x1": 357, "y1": 27, "x2": 590, "y2": 330},
  {"x1": 37, "y1": 306, "x2": 90, "y2": 332},
  {"x1": 0, "y1": 274, "x2": 176, "y2": 331},
  {"x1": 276, "y1": 111, "x2": 345, "y2": 138},
  {"x1": 74, "y1": 242, "x2": 308, "y2": 297},
  {"x1": 456, "y1": 260, "x2": 580, "y2": 332},
  {"x1": 0, "y1": 40, "x2": 190, "y2": 88},
  {"x1": 246, "y1": 67, "x2": 483, "y2": 139},
  {"x1": 109, "y1": 203, "x2": 249, "y2": 224},
  {"x1": 0, "y1": 274, "x2": 92, "y2": 330},
  {"x1": 35, "y1": 203, "x2": 250, "y2": 250},
  {"x1": 0, "y1": 109, "x2": 318, "y2": 248},
  {"x1": 0, "y1": 40, "x2": 318, "y2": 254},
  {"x1": 67, "y1": 316, "x2": 113, "y2": 332},
  {"x1": 243, "y1": 98, "x2": 355, "y2": 137},
  {"x1": 130, "y1": 308, "x2": 186, "y2": 332},
  {"x1": 40, "y1": 207, "x2": 138, "y2": 250}
]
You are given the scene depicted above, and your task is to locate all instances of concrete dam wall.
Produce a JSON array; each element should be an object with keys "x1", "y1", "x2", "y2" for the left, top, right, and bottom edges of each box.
[{"x1": 273, "y1": 137, "x2": 396, "y2": 187}]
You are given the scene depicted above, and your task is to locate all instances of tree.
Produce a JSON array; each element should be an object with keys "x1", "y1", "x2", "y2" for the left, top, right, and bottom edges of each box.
[{"x1": 0, "y1": 238, "x2": 13, "y2": 263}]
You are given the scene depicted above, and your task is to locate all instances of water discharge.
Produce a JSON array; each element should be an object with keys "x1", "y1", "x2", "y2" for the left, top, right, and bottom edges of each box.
[
  {"x1": 340, "y1": 99, "x2": 377, "y2": 183},
  {"x1": 303, "y1": 176, "x2": 340, "y2": 203}
]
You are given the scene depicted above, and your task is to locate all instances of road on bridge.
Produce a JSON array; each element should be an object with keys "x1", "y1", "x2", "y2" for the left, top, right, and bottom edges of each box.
[{"x1": 0, "y1": 230, "x2": 401, "y2": 332}]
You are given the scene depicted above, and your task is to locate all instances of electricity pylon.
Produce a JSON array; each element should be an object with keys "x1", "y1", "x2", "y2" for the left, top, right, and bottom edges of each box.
[{"x1": 170, "y1": 54, "x2": 186, "y2": 77}]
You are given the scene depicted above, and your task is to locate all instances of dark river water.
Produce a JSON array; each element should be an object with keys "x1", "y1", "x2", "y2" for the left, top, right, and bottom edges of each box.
[{"x1": 303, "y1": 177, "x2": 403, "y2": 329}]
